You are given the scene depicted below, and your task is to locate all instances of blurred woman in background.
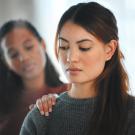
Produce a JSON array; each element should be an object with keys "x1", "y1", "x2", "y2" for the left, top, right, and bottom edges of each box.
[{"x1": 0, "y1": 20, "x2": 67, "y2": 135}]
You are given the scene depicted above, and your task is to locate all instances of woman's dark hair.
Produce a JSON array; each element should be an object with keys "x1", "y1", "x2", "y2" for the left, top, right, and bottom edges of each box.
[
  {"x1": 0, "y1": 20, "x2": 63, "y2": 114},
  {"x1": 55, "y1": 2, "x2": 129, "y2": 135}
]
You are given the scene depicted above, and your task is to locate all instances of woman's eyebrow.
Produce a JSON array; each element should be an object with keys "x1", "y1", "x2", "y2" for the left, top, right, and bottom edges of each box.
[
  {"x1": 58, "y1": 37, "x2": 69, "y2": 43},
  {"x1": 59, "y1": 37, "x2": 93, "y2": 43},
  {"x1": 76, "y1": 39, "x2": 93, "y2": 44}
]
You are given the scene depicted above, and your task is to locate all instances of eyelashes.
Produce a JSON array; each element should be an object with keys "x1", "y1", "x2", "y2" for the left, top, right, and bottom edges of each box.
[
  {"x1": 59, "y1": 46, "x2": 91, "y2": 52},
  {"x1": 79, "y1": 48, "x2": 91, "y2": 51},
  {"x1": 25, "y1": 45, "x2": 34, "y2": 51}
]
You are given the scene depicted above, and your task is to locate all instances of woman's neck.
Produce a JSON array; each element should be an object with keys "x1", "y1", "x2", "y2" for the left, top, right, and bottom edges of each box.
[
  {"x1": 23, "y1": 73, "x2": 46, "y2": 91},
  {"x1": 68, "y1": 82, "x2": 97, "y2": 99}
]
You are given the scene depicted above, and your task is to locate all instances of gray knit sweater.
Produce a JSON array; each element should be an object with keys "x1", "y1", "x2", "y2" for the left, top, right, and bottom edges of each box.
[{"x1": 20, "y1": 92, "x2": 135, "y2": 135}]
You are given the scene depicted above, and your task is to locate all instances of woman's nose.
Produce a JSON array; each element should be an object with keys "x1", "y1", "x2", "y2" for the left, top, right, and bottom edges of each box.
[
  {"x1": 18, "y1": 51, "x2": 29, "y2": 62},
  {"x1": 67, "y1": 49, "x2": 79, "y2": 63}
]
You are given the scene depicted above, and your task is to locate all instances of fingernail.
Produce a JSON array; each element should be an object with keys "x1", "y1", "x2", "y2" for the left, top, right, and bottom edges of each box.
[
  {"x1": 49, "y1": 108, "x2": 52, "y2": 112},
  {"x1": 41, "y1": 111, "x2": 44, "y2": 115},
  {"x1": 45, "y1": 112, "x2": 49, "y2": 116}
]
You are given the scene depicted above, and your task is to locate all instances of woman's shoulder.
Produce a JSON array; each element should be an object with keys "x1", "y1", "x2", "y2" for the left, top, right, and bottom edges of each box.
[
  {"x1": 27, "y1": 107, "x2": 48, "y2": 124},
  {"x1": 20, "y1": 107, "x2": 49, "y2": 135},
  {"x1": 21, "y1": 93, "x2": 68, "y2": 134}
]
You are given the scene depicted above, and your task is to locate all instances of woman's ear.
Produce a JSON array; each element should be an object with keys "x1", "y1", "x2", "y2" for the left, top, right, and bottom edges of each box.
[
  {"x1": 105, "y1": 40, "x2": 118, "y2": 61},
  {"x1": 41, "y1": 40, "x2": 46, "y2": 51}
]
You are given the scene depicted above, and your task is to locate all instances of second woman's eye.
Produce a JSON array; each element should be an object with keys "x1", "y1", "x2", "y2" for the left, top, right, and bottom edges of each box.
[
  {"x1": 25, "y1": 45, "x2": 34, "y2": 51},
  {"x1": 9, "y1": 52, "x2": 19, "y2": 59}
]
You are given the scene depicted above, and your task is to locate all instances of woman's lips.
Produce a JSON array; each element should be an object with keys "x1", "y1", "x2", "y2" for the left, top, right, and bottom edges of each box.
[
  {"x1": 66, "y1": 68, "x2": 82, "y2": 75},
  {"x1": 22, "y1": 63, "x2": 36, "y2": 72}
]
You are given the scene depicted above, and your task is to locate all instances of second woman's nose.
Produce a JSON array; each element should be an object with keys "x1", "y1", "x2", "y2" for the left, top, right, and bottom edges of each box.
[{"x1": 18, "y1": 51, "x2": 29, "y2": 62}]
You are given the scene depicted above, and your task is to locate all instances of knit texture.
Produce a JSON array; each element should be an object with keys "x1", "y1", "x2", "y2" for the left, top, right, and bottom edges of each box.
[{"x1": 20, "y1": 92, "x2": 135, "y2": 135}]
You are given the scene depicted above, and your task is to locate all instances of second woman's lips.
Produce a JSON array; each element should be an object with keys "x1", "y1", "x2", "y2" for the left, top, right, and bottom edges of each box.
[{"x1": 22, "y1": 63, "x2": 35, "y2": 72}]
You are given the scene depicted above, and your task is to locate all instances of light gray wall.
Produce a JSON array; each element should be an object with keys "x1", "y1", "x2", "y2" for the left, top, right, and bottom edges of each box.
[{"x1": 0, "y1": 0, "x2": 37, "y2": 27}]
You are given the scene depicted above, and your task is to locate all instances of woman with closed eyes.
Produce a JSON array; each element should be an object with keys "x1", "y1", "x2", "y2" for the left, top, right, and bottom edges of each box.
[{"x1": 20, "y1": 2, "x2": 135, "y2": 135}]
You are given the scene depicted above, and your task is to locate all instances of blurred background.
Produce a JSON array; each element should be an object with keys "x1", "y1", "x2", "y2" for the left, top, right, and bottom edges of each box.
[{"x1": 0, "y1": 0, "x2": 135, "y2": 95}]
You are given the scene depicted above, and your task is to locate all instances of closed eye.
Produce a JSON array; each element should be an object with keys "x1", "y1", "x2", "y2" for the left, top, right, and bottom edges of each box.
[
  {"x1": 79, "y1": 47, "x2": 91, "y2": 51},
  {"x1": 9, "y1": 52, "x2": 19, "y2": 59},
  {"x1": 25, "y1": 45, "x2": 34, "y2": 51}
]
